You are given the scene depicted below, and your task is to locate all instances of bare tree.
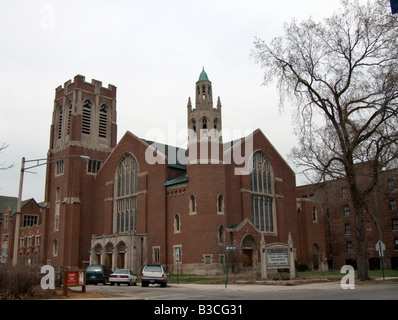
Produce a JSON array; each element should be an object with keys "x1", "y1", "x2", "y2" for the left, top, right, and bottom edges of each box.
[
  {"x1": 0, "y1": 143, "x2": 14, "y2": 170},
  {"x1": 253, "y1": 0, "x2": 398, "y2": 280}
]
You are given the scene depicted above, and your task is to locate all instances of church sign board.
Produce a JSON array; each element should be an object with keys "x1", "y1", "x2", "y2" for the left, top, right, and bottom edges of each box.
[
  {"x1": 63, "y1": 269, "x2": 86, "y2": 296},
  {"x1": 261, "y1": 240, "x2": 296, "y2": 280},
  {"x1": 266, "y1": 247, "x2": 289, "y2": 267}
]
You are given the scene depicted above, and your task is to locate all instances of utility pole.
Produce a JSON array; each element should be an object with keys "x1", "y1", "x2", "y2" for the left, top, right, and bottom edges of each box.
[{"x1": 12, "y1": 157, "x2": 25, "y2": 266}]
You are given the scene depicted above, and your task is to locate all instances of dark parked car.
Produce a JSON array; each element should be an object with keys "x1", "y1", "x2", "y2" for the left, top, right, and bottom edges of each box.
[{"x1": 86, "y1": 265, "x2": 112, "y2": 285}]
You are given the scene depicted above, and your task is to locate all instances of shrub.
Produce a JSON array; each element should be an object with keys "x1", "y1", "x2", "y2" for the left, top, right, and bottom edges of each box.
[
  {"x1": 295, "y1": 262, "x2": 309, "y2": 272},
  {"x1": 0, "y1": 265, "x2": 55, "y2": 299}
]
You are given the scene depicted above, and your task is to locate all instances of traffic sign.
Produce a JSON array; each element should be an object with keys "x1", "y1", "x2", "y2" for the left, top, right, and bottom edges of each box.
[
  {"x1": 375, "y1": 240, "x2": 386, "y2": 280},
  {"x1": 375, "y1": 240, "x2": 386, "y2": 256},
  {"x1": 224, "y1": 245, "x2": 237, "y2": 288}
]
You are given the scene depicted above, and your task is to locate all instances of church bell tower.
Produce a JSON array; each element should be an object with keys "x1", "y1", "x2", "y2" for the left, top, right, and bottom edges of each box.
[
  {"x1": 187, "y1": 68, "x2": 223, "y2": 164},
  {"x1": 43, "y1": 75, "x2": 117, "y2": 267}
]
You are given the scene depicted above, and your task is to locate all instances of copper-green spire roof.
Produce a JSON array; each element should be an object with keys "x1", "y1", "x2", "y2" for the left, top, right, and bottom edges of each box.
[{"x1": 198, "y1": 67, "x2": 210, "y2": 82}]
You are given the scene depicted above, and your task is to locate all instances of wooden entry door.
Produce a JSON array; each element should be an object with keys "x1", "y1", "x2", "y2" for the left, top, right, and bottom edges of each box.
[
  {"x1": 312, "y1": 254, "x2": 319, "y2": 270},
  {"x1": 242, "y1": 249, "x2": 253, "y2": 267},
  {"x1": 119, "y1": 252, "x2": 125, "y2": 269}
]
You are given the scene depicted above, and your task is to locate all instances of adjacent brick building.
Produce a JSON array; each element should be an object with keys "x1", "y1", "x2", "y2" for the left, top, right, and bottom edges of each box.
[
  {"x1": 297, "y1": 167, "x2": 398, "y2": 270},
  {"x1": 0, "y1": 197, "x2": 44, "y2": 265}
]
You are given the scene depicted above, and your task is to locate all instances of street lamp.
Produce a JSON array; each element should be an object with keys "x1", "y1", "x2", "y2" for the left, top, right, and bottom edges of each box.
[{"x1": 12, "y1": 154, "x2": 90, "y2": 266}]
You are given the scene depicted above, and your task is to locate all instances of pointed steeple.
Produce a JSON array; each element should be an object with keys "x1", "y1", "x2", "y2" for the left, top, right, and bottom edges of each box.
[
  {"x1": 187, "y1": 97, "x2": 192, "y2": 111},
  {"x1": 188, "y1": 68, "x2": 222, "y2": 143},
  {"x1": 195, "y1": 67, "x2": 213, "y2": 109},
  {"x1": 198, "y1": 67, "x2": 210, "y2": 82}
]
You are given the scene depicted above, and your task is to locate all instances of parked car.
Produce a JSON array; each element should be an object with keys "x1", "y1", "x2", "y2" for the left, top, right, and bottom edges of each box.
[
  {"x1": 86, "y1": 265, "x2": 112, "y2": 285},
  {"x1": 109, "y1": 269, "x2": 137, "y2": 286},
  {"x1": 141, "y1": 264, "x2": 167, "y2": 287}
]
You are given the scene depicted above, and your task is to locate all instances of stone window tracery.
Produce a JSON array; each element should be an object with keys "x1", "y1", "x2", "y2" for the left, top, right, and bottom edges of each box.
[
  {"x1": 250, "y1": 151, "x2": 275, "y2": 233},
  {"x1": 115, "y1": 154, "x2": 138, "y2": 233}
]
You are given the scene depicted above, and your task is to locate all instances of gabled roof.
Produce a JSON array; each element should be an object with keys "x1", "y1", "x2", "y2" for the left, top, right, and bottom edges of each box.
[
  {"x1": 226, "y1": 218, "x2": 257, "y2": 232},
  {"x1": 0, "y1": 196, "x2": 41, "y2": 217},
  {"x1": 141, "y1": 139, "x2": 187, "y2": 166},
  {"x1": 109, "y1": 128, "x2": 294, "y2": 187},
  {"x1": 223, "y1": 129, "x2": 295, "y2": 175},
  {"x1": 0, "y1": 196, "x2": 18, "y2": 213}
]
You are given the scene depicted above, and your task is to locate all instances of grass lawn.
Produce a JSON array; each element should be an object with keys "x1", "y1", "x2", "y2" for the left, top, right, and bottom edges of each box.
[{"x1": 166, "y1": 269, "x2": 398, "y2": 284}]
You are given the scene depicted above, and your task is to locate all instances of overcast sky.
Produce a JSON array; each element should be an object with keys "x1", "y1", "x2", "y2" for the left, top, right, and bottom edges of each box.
[{"x1": 0, "y1": 0, "x2": 355, "y2": 202}]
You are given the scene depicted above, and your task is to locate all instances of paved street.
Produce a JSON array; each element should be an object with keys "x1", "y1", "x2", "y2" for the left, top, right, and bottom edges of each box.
[{"x1": 81, "y1": 281, "x2": 398, "y2": 300}]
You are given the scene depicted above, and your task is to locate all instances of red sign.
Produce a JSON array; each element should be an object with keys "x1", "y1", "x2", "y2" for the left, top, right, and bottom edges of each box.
[
  {"x1": 63, "y1": 269, "x2": 86, "y2": 296},
  {"x1": 67, "y1": 271, "x2": 79, "y2": 286}
]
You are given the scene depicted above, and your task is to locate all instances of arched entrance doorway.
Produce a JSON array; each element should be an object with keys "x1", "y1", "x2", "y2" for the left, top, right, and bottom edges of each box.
[
  {"x1": 104, "y1": 243, "x2": 114, "y2": 269},
  {"x1": 241, "y1": 235, "x2": 257, "y2": 268},
  {"x1": 116, "y1": 241, "x2": 127, "y2": 269},
  {"x1": 92, "y1": 244, "x2": 102, "y2": 265},
  {"x1": 311, "y1": 243, "x2": 320, "y2": 271}
]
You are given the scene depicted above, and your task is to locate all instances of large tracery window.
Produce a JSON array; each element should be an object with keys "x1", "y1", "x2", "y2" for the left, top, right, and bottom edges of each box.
[
  {"x1": 250, "y1": 151, "x2": 275, "y2": 233},
  {"x1": 115, "y1": 154, "x2": 138, "y2": 233}
]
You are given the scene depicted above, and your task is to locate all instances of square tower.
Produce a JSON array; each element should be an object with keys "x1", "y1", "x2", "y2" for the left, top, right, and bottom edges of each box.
[{"x1": 42, "y1": 75, "x2": 117, "y2": 267}]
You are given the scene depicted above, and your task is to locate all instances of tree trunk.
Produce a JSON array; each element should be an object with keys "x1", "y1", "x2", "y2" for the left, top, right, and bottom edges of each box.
[
  {"x1": 353, "y1": 205, "x2": 370, "y2": 281},
  {"x1": 347, "y1": 163, "x2": 370, "y2": 281},
  {"x1": 370, "y1": 189, "x2": 386, "y2": 268}
]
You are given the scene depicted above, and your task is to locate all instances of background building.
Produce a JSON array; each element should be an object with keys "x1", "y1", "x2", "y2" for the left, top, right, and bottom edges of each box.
[
  {"x1": 0, "y1": 197, "x2": 43, "y2": 265},
  {"x1": 297, "y1": 167, "x2": 398, "y2": 270}
]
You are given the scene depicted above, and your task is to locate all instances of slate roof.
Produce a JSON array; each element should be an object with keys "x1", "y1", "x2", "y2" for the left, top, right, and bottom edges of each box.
[{"x1": 0, "y1": 196, "x2": 41, "y2": 217}]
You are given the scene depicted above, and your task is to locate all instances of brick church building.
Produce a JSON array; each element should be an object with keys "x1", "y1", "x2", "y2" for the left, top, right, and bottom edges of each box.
[
  {"x1": 2, "y1": 70, "x2": 396, "y2": 274},
  {"x1": 1, "y1": 70, "x2": 334, "y2": 275},
  {"x1": 35, "y1": 69, "x2": 328, "y2": 275}
]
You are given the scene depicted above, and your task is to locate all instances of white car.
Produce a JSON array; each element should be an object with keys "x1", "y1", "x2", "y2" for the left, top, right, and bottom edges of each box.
[
  {"x1": 141, "y1": 264, "x2": 167, "y2": 287},
  {"x1": 109, "y1": 269, "x2": 137, "y2": 286}
]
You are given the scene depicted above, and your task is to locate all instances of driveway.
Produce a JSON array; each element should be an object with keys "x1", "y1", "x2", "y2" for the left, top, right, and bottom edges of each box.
[{"x1": 81, "y1": 281, "x2": 398, "y2": 300}]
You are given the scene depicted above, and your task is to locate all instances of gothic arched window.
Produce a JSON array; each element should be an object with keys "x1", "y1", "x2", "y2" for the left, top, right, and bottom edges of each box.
[
  {"x1": 99, "y1": 104, "x2": 108, "y2": 138},
  {"x1": 189, "y1": 195, "x2": 196, "y2": 214},
  {"x1": 202, "y1": 118, "x2": 207, "y2": 137},
  {"x1": 191, "y1": 119, "x2": 197, "y2": 139},
  {"x1": 217, "y1": 194, "x2": 224, "y2": 214},
  {"x1": 115, "y1": 154, "x2": 138, "y2": 233},
  {"x1": 174, "y1": 214, "x2": 181, "y2": 233},
  {"x1": 54, "y1": 187, "x2": 60, "y2": 231},
  {"x1": 213, "y1": 118, "x2": 218, "y2": 130},
  {"x1": 53, "y1": 239, "x2": 58, "y2": 257},
  {"x1": 82, "y1": 99, "x2": 92, "y2": 135},
  {"x1": 218, "y1": 225, "x2": 225, "y2": 244},
  {"x1": 66, "y1": 100, "x2": 72, "y2": 136},
  {"x1": 57, "y1": 104, "x2": 63, "y2": 139},
  {"x1": 250, "y1": 151, "x2": 275, "y2": 232}
]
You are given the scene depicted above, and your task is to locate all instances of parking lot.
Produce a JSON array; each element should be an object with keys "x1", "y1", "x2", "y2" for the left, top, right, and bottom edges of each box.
[{"x1": 78, "y1": 281, "x2": 398, "y2": 300}]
